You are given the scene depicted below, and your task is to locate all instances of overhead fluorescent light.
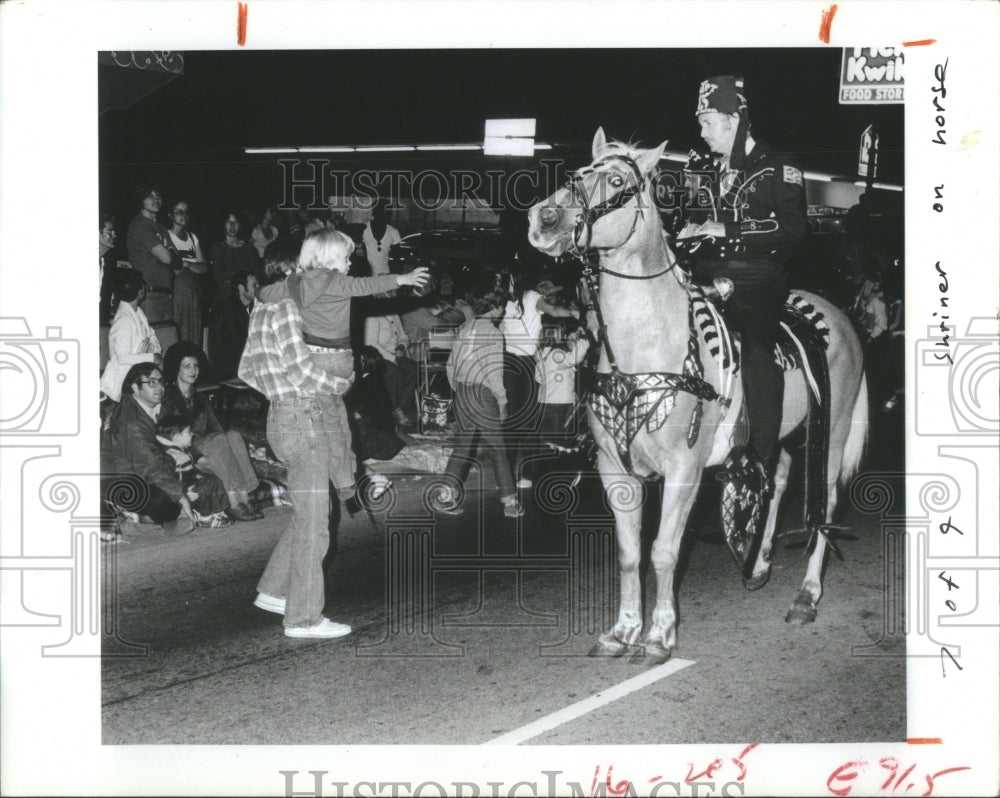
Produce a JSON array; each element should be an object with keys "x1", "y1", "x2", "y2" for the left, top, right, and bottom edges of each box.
[
  {"x1": 355, "y1": 145, "x2": 417, "y2": 152},
  {"x1": 803, "y1": 171, "x2": 832, "y2": 182},
  {"x1": 854, "y1": 180, "x2": 904, "y2": 191},
  {"x1": 298, "y1": 146, "x2": 355, "y2": 153},
  {"x1": 485, "y1": 118, "x2": 536, "y2": 138},
  {"x1": 484, "y1": 136, "x2": 535, "y2": 156},
  {"x1": 245, "y1": 147, "x2": 298, "y2": 154},
  {"x1": 533, "y1": 143, "x2": 553, "y2": 151},
  {"x1": 415, "y1": 144, "x2": 482, "y2": 151}
]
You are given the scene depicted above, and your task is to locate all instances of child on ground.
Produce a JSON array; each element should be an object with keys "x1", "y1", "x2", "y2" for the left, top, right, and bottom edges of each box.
[
  {"x1": 435, "y1": 282, "x2": 523, "y2": 519},
  {"x1": 154, "y1": 414, "x2": 233, "y2": 527}
]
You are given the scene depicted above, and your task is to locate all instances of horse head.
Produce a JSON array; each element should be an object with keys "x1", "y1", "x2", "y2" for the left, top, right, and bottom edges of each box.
[{"x1": 528, "y1": 128, "x2": 668, "y2": 259}]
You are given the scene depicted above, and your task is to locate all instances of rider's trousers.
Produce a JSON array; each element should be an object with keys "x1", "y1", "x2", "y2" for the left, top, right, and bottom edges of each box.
[{"x1": 697, "y1": 260, "x2": 787, "y2": 468}]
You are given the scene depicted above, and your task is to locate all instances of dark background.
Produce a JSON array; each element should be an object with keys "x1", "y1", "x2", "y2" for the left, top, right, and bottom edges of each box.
[{"x1": 99, "y1": 47, "x2": 904, "y2": 238}]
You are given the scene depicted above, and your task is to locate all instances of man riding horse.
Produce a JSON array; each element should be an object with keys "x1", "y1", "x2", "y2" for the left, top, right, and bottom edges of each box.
[{"x1": 675, "y1": 75, "x2": 807, "y2": 499}]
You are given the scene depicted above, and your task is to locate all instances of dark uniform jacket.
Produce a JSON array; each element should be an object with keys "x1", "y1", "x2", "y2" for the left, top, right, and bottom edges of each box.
[{"x1": 684, "y1": 138, "x2": 807, "y2": 271}]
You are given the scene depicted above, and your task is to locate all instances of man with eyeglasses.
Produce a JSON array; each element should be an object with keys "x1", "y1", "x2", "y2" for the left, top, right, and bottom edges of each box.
[
  {"x1": 103, "y1": 361, "x2": 198, "y2": 536},
  {"x1": 126, "y1": 185, "x2": 181, "y2": 324}
]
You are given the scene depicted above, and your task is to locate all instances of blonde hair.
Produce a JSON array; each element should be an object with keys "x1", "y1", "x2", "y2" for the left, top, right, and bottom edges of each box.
[{"x1": 298, "y1": 229, "x2": 354, "y2": 272}]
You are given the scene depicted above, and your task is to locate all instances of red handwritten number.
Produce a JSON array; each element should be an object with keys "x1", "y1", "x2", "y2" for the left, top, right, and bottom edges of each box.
[
  {"x1": 923, "y1": 766, "x2": 970, "y2": 796},
  {"x1": 731, "y1": 743, "x2": 759, "y2": 781},
  {"x1": 827, "y1": 760, "x2": 970, "y2": 796},
  {"x1": 827, "y1": 759, "x2": 864, "y2": 797},
  {"x1": 592, "y1": 765, "x2": 632, "y2": 796},
  {"x1": 685, "y1": 758, "x2": 723, "y2": 783},
  {"x1": 879, "y1": 757, "x2": 899, "y2": 790}
]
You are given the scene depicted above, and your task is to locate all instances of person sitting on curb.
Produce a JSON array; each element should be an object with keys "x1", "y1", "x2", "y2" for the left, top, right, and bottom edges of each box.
[
  {"x1": 103, "y1": 362, "x2": 203, "y2": 537},
  {"x1": 154, "y1": 414, "x2": 234, "y2": 528}
]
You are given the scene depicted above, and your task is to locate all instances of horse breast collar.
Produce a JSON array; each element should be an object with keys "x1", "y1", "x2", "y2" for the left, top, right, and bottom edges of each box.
[
  {"x1": 568, "y1": 151, "x2": 720, "y2": 473},
  {"x1": 587, "y1": 294, "x2": 719, "y2": 472}
]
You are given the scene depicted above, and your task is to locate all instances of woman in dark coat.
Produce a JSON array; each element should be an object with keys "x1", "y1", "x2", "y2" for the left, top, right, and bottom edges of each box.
[{"x1": 160, "y1": 341, "x2": 263, "y2": 521}]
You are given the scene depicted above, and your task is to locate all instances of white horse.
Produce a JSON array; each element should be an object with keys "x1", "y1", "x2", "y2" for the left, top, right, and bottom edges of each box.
[{"x1": 527, "y1": 129, "x2": 868, "y2": 663}]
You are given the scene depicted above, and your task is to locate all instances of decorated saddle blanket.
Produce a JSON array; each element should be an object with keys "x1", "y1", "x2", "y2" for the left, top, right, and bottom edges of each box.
[{"x1": 691, "y1": 290, "x2": 831, "y2": 375}]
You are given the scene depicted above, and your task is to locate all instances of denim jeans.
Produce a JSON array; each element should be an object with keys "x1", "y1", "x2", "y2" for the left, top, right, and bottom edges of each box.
[
  {"x1": 257, "y1": 396, "x2": 341, "y2": 628},
  {"x1": 445, "y1": 383, "x2": 516, "y2": 500}
]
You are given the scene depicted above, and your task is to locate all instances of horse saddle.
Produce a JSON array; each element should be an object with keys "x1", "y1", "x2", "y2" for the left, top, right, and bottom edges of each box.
[
  {"x1": 694, "y1": 289, "x2": 831, "y2": 383},
  {"x1": 711, "y1": 292, "x2": 832, "y2": 458}
]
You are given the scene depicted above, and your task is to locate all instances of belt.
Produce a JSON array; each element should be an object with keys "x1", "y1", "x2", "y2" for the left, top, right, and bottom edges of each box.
[
  {"x1": 147, "y1": 286, "x2": 172, "y2": 295},
  {"x1": 307, "y1": 344, "x2": 352, "y2": 355},
  {"x1": 303, "y1": 332, "x2": 352, "y2": 349}
]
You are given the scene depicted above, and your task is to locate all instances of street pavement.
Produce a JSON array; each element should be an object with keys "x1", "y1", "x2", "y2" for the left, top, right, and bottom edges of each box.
[{"x1": 102, "y1": 422, "x2": 907, "y2": 746}]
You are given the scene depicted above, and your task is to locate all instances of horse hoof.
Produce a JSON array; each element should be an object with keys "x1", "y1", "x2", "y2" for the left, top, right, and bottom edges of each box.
[
  {"x1": 743, "y1": 568, "x2": 771, "y2": 591},
  {"x1": 588, "y1": 639, "x2": 629, "y2": 658},
  {"x1": 628, "y1": 644, "x2": 671, "y2": 666},
  {"x1": 785, "y1": 597, "x2": 818, "y2": 625}
]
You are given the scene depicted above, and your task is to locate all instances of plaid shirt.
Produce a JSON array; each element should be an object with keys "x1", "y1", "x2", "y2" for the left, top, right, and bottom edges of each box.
[{"x1": 239, "y1": 298, "x2": 351, "y2": 401}]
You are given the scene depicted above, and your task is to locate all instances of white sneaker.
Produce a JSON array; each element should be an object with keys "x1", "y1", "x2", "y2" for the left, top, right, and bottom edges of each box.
[
  {"x1": 284, "y1": 618, "x2": 352, "y2": 638},
  {"x1": 369, "y1": 473, "x2": 391, "y2": 499},
  {"x1": 253, "y1": 592, "x2": 285, "y2": 615},
  {"x1": 516, "y1": 478, "x2": 533, "y2": 489},
  {"x1": 502, "y1": 498, "x2": 525, "y2": 518}
]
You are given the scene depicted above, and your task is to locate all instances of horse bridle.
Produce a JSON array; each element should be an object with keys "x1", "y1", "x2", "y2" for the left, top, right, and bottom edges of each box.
[
  {"x1": 562, "y1": 151, "x2": 719, "y2": 468},
  {"x1": 567, "y1": 155, "x2": 640, "y2": 256}
]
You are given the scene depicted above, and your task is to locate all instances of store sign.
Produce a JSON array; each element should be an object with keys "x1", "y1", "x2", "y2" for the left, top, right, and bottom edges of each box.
[
  {"x1": 858, "y1": 125, "x2": 879, "y2": 178},
  {"x1": 839, "y1": 47, "x2": 904, "y2": 105}
]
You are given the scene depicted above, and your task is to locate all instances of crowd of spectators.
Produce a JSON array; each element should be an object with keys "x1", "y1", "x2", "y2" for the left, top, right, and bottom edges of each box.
[{"x1": 98, "y1": 189, "x2": 592, "y2": 635}]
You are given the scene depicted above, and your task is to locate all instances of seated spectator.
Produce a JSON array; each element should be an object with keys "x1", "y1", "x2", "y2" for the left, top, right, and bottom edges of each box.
[
  {"x1": 102, "y1": 362, "x2": 199, "y2": 536},
  {"x1": 364, "y1": 306, "x2": 419, "y2": 426},
  {"x1": 209, "y1": 270, "x2": 259, "y2": 380},
  {"x1": 160, "y1": 341, "x2": 264, "y2": 522},
  {"x1": 100, "y1": 270, "x2": 162, "y2": 402},
  {"x1": 345, "y1": 346, "x2": 408, "y2": 462},
  {"x1": 154, "y1": 414, "x2": 233, "y2": 526}
]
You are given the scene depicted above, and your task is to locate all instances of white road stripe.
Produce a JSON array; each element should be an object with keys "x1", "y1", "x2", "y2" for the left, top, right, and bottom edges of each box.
[{"x1": 483, "y1": 658, "x2": 697, "y2": 745}]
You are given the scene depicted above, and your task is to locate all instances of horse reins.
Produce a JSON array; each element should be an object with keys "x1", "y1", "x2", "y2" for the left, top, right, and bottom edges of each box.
[
  {"x1": 566, "y1": 152, "x2": 679, "y2": 372},
  {"x1": 565, "y1": 150, "x2": 720, "y2": 463}
]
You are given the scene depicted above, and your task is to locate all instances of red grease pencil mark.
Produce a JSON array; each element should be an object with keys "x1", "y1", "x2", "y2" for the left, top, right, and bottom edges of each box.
[
  {"x1": 907, "y1": 737, "x2": 944, "y2": 744},
  {"x1": 903, "y1": 38, "x2": 936, "y2": 46},
  {"x1": 819, "y1": 4, "x2": 838, "y2": 43},
  {"x1": 237, "y1": 3, "x2": 248, "y2": 46}
]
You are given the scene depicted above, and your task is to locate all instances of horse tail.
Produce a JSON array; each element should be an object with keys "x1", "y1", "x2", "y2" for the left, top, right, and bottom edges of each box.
[{"x1": 838, "y1": 374, "x2": 869, "y2": 485}]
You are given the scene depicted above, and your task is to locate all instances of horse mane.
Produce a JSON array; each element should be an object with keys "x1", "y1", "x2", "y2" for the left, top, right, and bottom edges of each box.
[{"x1": 595, "y1": 138, "x2": 636, "y2": 157}]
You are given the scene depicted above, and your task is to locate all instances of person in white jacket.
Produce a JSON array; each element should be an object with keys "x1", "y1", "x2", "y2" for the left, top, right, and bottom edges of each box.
[{"x1": 100, "y1": 270, "x2": 162, "y2": 402}]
